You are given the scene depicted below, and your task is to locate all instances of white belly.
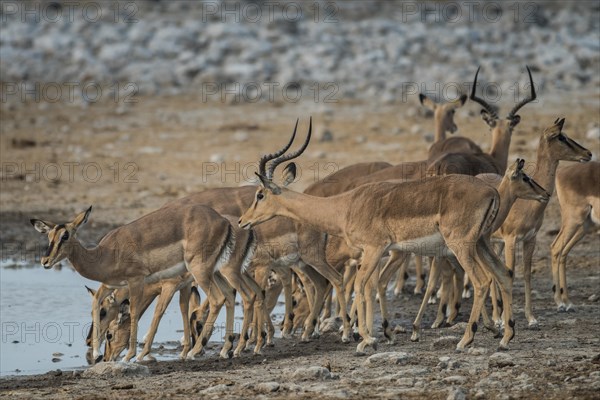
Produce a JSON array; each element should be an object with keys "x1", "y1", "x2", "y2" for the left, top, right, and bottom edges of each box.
[
  {"x1": 389, "y1": 233, "x2": 451, "y2": 257},
  {"x1": 145, "y1": 262, "x2": 187, "y2": 284}
]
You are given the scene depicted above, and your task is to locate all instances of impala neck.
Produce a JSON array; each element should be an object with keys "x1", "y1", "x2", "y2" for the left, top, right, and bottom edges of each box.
[
  {"x1": 434, "y1": 118, "x2": 446, "y2": 142},
  {"x1": 488, "y1": 125, "x2": 512, "y2": 172},
  {"x1": 491, "y1": 177, "x2": 517, "y2": 233},
  {"x1": 273, "y1": 190, "x2": 348, "y2": 236},
  {"x1": 66, "y1": 240, "x2": 109, "y2": 283},
  {"x1": 533, "y1": 141, "x2": 559, "y2": 196}
]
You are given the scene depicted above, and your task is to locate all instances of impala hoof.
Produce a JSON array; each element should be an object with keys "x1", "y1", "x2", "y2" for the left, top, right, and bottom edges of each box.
[
  {"x1": 565, "y1": 303, "x2": 575, "y2": 312},
  {"x1": 527, "y1": 320, "x2": 539, "y2": 330},
  {"x1": 352, "y1": 332, "x2": 361, "y2": 342}
]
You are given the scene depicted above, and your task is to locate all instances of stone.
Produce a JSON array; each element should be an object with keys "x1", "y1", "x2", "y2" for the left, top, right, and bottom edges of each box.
[
  {"x1": 199, "y1": 384, "x2": 232, "y2": 394},
  {"x1": 588, "y1": 294, "x2": 599, "y2": 302},
  {"x1": 431, "y1": 336, "x2": 460, "y2": 350},
  {"x1": 443, "y1": 375, "x2": 467, "y2": 385},
  {"x1": 289, "y1": 366, "x2": 331, "y2": 381},
  {"x1": 447, "y1": 386, "x2": 467, "y2": 400},
  {"x1": 488, "y1": 352, "x2": 515, "y2": 368},
  {"x1": 319, "y1": 317, "x2": 342, "y2": 334},
  {"x1": 468, "y1": 347, "x2": 489, "y2": 355},
  {"x1": 365, "y1": 351, "x2": 412, "y2": 366},
  {"x1": 82, "y1": 362, "x2": 150, "y2": 378},
  {"x1": 257, "y1": 382, "x2": 280, "y2": 393}
]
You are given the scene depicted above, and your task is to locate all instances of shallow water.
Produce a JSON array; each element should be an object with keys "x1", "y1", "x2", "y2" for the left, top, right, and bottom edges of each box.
[{"x1": 0, "y1": 262, "x2": 283, "y2": 376}]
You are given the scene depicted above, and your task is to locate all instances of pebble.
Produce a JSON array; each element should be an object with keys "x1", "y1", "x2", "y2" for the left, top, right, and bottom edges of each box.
[
  {"x1": 446, "y1": 386, "x2": 467, "y2": 400},
  {"x1": 431, "y1": 336, "x2": 460, "y2": 350},
  {"x1": 588, "y1": 294, "x2": 598, "y2": 302},
  {"x1": 257, "y1": 382, "x2": 280, "y2": 393},
  {"x1": 289, "y1": 366, "x2": 331, "y2": 381},
  {"x1": 82, "y1": 362, "x2": 150, "y2": 378},
  {"x1": 467, "y1": 347, "x2": 489, "y2": 355},
  {"x1": 488, "y1": 352, "x2": 515, "y2": 368},
  {"x1": 365, "y1": 351, "x2": 412, "y2": 366}
]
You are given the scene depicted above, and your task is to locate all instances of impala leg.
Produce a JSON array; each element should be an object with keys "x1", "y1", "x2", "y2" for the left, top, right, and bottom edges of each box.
[
  {"x1": 187, "y1": 269, "x2": 226, "y2": 359},
  {"x1": 522, "y1": 237, "x2": 539, "y2": 328},
  {"x1": 446, "y1": 265, "x2": 464, "y2": 325},
  {"x1": 393, "y1": 256, "x2": 410, "y2": 297},
  {"x1": 212, "y1": 273, "x2": 236, "y2": 359},
  {"x1": 477, "y1": 238, "x2": 515, "y2": 349},
  {"x1": 304, "y1": 258, "x2": 351, "y2": 343},
  {"x1": 378, "y1": 251, "x2": 408, "y2": 343},
  {"x1": 137, "y1": 282, "x2": 179, "y2": 362},
  {"x1": 123, "y1": 278, "x2": 144, "y2": 362},
  {"x1": 241, "y1": 272, "x2": 270, "y2": 354},
  {"x1": 490, "y1": 280, "x2": 503, "y2": 327},
  {"x1": 355, "y1": 246, "x2": 387, "y2": 354},
  {"x1": 462, "y1": 274, "x2": 472, "y2": 299},
  {"x1": 414, "y1": 256, "x2": 426, "y2": 295},
  {"x1": 273, "y1": 266, "x2": 294, "y2": 338},
  {"x1": 411, "y1": 256, "x2": 442, "y2": 342},
  {"x1": 297, "y1": 264, "x2": 329, "y2": 341},
  {"x1": 178, "y1": 283, "x2": 193, "y2": 359},
  {"x1": 432, "y1": 259, "x2": 452, "y2": 329},
  {"x1": 552, "y1": 222, "x2": 586, "y2": 312}
]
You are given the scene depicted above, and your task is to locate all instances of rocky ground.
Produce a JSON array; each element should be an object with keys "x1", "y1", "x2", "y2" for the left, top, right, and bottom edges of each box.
[
  {"x1": 1, "y1": 1, "x2": 599, "y2": 100},
  {"x1": 0, "y1": 94, "x2": 599, "y2": 398}
]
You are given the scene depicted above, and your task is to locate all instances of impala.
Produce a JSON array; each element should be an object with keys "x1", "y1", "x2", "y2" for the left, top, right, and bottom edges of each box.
[
  {"x1": 31, "y1": 204, "x2": 251, "y2": 361},
  {"x1": 550, "y1": 161, "x2": 599, "y2": 311},
  {"x1": 404, "y1": 159, "x2": 549, "y2": 339},
  {"x1": 86, "y1": 277, "x2": 195, "y2": 361},
  {"x1": 427, "y1": 66, "x2": 536, "y2": 176},
  {"x1": 239, "y1": 118, "x2": 516, "y2": 353},
  {"x1": 494, "y1": 118, "x2": 592, "y2": 327}
]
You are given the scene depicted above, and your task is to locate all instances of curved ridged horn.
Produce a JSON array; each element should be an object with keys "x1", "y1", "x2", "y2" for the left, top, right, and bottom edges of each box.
[
  {"x1": 507, "y1": 65, "x2": 536, "y2": 119},
  {"x1": 267, "y1": 117, "x2": 312, "y2": 179},
  {"x1": 470, "y1": 66, "x2": 498, "y2": 120},
  {"x1": 258, "y1": 118, "x2": 299, "y2": 176}
]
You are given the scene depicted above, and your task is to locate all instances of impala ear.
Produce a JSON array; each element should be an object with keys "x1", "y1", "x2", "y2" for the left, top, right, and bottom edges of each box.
[
  {"x1": 509, "y1": 115, "x2": 521, "y2": 127},
  {"x1": 71, "y1": 206, "x2": 92, "y2": 230},
  {"x1": 481, "y1": 109, "x2": 497, "y2": 128},
  {"x1": 281, "y1": 163, "x2": 297, "y2": 187},
  {"x1": 449, "y1": 94, "x2": 467, "y2": 109},
  {"x1": 30, "y1": 219, "x2": 56, "y2": 234},
  {"x1": 556, "y1": 117, "x2": 565, "y2": 130},
  {"x1": 419, "y1": 93, "x2": 437, "y2": 111},
  {"x1": 85, "y1": 285, "x2": 97, "y2": 298},
  {"x1": 117, "y1": 299, "x2": 130, "y2": 325},
  {"x1": 517, "y1": 158, "x2": 525, "y2": 171}
]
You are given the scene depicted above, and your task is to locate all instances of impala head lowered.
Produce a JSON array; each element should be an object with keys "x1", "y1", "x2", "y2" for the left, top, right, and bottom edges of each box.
[
  {"x1": 30, "y1": 206, "x2": 92, "y2": 269},
  {"x1": 239, "y1": 118, "x2": 312, "y2": 230},
  {"x1": 470, "y1": 65, "x2": 536, "y2": 132}
]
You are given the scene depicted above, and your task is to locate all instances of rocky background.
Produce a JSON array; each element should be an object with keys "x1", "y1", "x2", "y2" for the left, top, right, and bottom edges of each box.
[{"x1": 1, "y1": 0, "x2": 599, "y2": 104}]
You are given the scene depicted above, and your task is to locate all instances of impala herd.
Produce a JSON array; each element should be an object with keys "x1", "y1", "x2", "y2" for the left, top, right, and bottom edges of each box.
[{"x1": 30, "y1": 67, "x2": 598, "y2": 364}]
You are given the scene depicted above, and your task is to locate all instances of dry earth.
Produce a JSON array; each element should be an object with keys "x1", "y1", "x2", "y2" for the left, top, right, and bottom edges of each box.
[{"x1": 0, "y1": 94, "x2": 599, "y2": 399}]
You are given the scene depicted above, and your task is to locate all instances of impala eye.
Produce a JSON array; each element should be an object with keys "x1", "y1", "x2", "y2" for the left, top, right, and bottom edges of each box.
[
  {"x1": 61, "y1": 232, "x2": 69, "y2": 241},
  {"x1": 100, "y1": 308, "x2": 107, "y2": 319},
  {"x1": 558, "y1": 135, "x2": 566, "y2": 142},
  {"x1": 106, "y1": 332, "x2": 113, "y2": 341},
  {"x1": 257, "y1": 193, "x2": 264, "y2": 200},
  {"x1": 522, "y1": 176, "x2": 530, "y2": 182}
]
